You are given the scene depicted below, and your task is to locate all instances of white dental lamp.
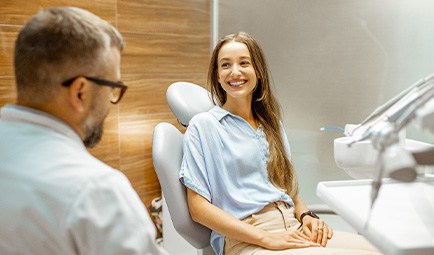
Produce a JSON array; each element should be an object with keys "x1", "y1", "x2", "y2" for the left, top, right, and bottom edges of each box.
[{"x1": 333, "y1": 73, "x2": 434, "y2": 208}]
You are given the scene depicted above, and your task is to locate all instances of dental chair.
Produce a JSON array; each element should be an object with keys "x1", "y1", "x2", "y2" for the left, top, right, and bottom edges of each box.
[
  {"x1": 152, "y1": 82, "x2": 214, "y2": 254},
  {"x1": 152, "y1": 82, "x2": 335, "y2": 255}
]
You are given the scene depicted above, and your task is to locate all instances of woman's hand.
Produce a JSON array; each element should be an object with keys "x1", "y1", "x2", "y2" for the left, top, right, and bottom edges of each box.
[
  {"x1": 188, "y1": 190, "x2": 323, "y2": 251},
  {"x1": 300, "y1": 217, "x2": 333, "y2": 247},
  {"x1": 258, "y1": 229, "x2": 321, "y2": 250}
]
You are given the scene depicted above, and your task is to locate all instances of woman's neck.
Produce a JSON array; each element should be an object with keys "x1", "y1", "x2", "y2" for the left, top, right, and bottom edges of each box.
[{"x1": 222, "y1": 98, "x2": 258, "y2": 129}]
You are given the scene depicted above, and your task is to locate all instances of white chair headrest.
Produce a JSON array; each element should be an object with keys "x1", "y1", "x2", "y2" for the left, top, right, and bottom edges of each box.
[{"x1": 167, "y1": 82, "x2": 214, "y2": 126}]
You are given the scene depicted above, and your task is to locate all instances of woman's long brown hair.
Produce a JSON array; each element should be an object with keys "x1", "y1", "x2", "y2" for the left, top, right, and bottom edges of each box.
[{"x1": 208, "y1": 31, "x2": 298, "y2": 199}]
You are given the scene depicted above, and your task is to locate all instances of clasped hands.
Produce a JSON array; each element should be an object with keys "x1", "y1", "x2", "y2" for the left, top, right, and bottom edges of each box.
[
  {"x1": 299, "y1": 216, "x2": 333, "y2": 247},
  {"x1": 258, "y1": 217, "x2": 333, "y2": 250}
]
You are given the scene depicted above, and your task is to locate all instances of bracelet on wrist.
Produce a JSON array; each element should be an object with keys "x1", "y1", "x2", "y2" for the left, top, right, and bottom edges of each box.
[{"x1": 297, "y1": 210, "x2": 320, "y2": 230}]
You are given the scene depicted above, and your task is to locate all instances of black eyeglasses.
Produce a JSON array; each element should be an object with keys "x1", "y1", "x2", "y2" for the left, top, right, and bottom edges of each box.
[{"x1": 62, "y1": 76, "x2": 128, "y2": 104}]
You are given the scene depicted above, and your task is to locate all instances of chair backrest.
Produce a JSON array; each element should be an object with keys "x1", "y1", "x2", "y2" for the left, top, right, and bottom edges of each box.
[
  {"x1": 152, "y1": 82, "x2": 214, "y2": 249},
  {"x1": 166, "y1": 81, "x2": 214, "y2": 126}
]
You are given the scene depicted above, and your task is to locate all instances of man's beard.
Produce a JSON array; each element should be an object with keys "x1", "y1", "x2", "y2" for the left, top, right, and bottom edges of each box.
[
  {"x1": 83, "y1": 120, "x2": 104, "y2": 148},
  {"x1": 82, "y1": 98, "x2": 108, "y2": 148}
]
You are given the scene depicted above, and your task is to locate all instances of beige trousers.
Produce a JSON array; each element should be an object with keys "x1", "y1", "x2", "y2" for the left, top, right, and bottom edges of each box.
[{"x1": 224, "y1": 202, "x2": 382, "y2": 255}]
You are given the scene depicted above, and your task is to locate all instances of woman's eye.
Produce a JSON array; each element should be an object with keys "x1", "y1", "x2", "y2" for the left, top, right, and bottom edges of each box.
[
  {"x1": 221, "y1": 63, "x2": 230, "y2": 68},
  {"x1": 241, "y1": 61, "x2": 250, "y2": 66}
]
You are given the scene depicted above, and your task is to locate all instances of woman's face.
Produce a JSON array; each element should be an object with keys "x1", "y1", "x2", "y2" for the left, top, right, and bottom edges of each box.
[{"x1": 217, "y1": 41, "x2": 258, "y2": 103}]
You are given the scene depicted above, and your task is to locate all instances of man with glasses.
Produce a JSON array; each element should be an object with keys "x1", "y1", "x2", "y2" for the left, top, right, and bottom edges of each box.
[{"x1": 0, "y1": 7, "x2": 168, "y2": 255}]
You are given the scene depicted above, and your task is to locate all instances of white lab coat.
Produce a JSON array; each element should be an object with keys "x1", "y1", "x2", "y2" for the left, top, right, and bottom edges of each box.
[{"x1": 0, "y1": 105, "x2": 168, "y2": 255}]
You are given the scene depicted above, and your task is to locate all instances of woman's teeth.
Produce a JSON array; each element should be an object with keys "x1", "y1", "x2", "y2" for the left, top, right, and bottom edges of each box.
[{"x1": 229, "y1": 81, "x2": 245, "y2": 87}]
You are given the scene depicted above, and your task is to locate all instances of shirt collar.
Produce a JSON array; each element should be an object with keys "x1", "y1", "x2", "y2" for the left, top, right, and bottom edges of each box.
[
  {"x1": 209, "y1": 105, "x2": 264, "y2": 135},
  {"x1": 0, "y1": 104, "x2": 85, "y2": 148},
  {"x1": 209, "y1": 105, "x2": 231, "y2": 121}
]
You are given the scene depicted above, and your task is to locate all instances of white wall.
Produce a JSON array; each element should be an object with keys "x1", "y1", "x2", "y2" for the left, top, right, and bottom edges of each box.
[{"x1": 217, "y1": 0, "x2": 434, "y2": 204}]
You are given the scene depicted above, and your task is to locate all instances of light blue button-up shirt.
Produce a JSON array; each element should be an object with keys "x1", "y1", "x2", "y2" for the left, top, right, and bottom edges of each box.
[{"x1": 180, "y1": 106, "x2": 294, "y2": 255}]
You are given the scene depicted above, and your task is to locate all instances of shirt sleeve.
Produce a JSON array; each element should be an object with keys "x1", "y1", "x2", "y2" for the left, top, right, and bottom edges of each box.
[
  {"x1": 179, "y1": 122, "x2": 212, "y2": 202},
  {"x1": 65, "y1": 171, "x2": 168, "y2": 255}
]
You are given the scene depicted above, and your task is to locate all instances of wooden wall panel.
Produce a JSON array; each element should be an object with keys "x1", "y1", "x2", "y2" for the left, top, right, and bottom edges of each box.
[
  {"x1": 117, "y1": 0, "x2": 210, "y2": 35},
  {"x1": 0, "y1": 26, "x2": 18, "y2": 77},
  {"x1": 116, "y1": 0, "x2": 210, "y2": 210},
  {"x1": 121, "y1": 32, "x2": 210, "y2": 75},
  {"x1": 0, "y1": 0, "x2": 210, "y2": 219},
  {"x1": 0, "y1": 77, "x2": 16, "y2": 103},
  {"x1": 0, "y1": 0, "x2": 117, "y2": 25}
]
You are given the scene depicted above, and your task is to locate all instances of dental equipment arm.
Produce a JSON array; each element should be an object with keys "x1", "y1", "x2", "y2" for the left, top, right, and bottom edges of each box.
[
  {"x1": 349, "y1": 73, "x2": 434, "y2": 137},
  {"x1": 338, "y1": 73, "x2": 434, "y2": 213}
]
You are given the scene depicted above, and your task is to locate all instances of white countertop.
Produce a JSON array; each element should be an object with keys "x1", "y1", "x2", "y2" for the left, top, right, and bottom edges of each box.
[{"x1": 317, "y1": 177, "x2": 434, "y2": 255}]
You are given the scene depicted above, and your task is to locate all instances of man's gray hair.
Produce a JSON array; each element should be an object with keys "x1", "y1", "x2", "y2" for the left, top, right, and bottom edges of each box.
[{"x1": 14, "y1": 7, "x2": 124, "y2": 103}]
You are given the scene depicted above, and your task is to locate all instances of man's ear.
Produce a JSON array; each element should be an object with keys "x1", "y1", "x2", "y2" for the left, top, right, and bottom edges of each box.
[{"x1": 67, "y1": 77, "x2": 91, "y2": 113}]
